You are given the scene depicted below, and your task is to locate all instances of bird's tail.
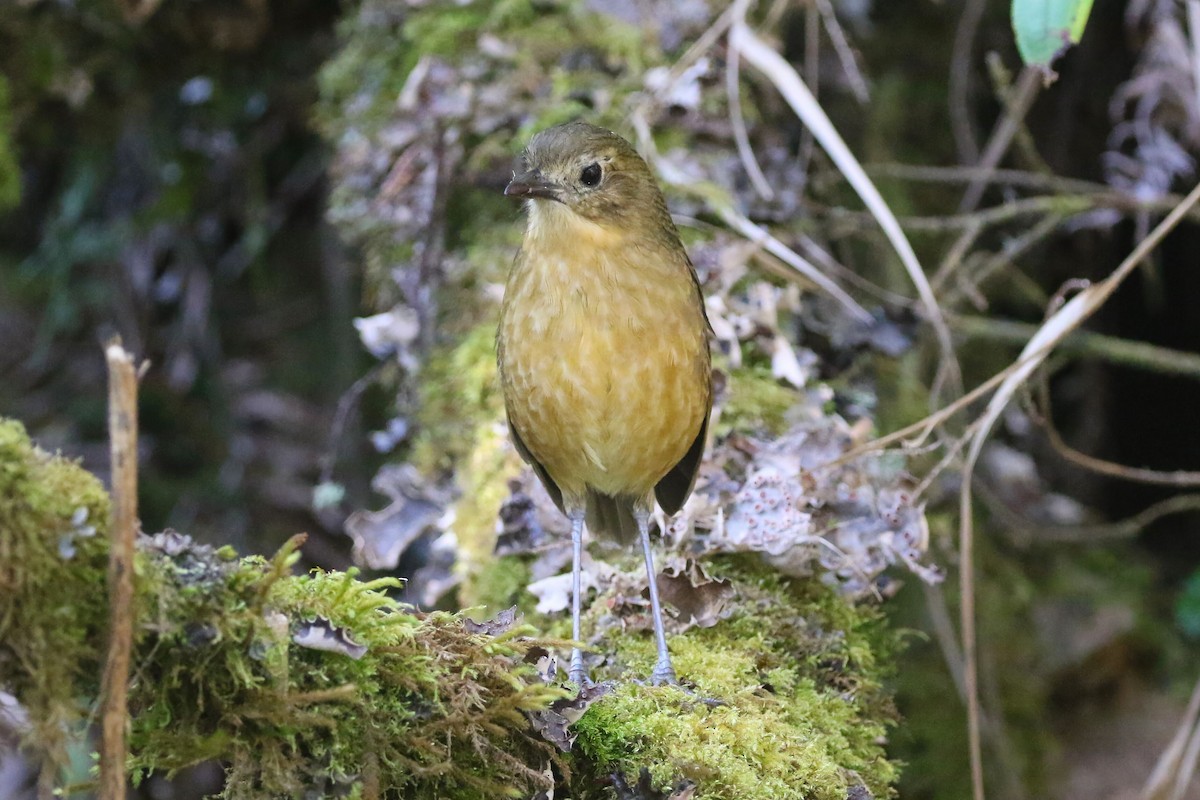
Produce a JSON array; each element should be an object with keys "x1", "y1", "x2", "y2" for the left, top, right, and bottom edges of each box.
[{"x1": 585, "y1": 490, "x2": 640, "y2": 545}]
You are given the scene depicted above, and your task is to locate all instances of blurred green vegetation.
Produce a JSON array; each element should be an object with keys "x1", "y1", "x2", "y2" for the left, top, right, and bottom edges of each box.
[{"x1": 0, "y1": 0, "x2": 368, "y2": 555}]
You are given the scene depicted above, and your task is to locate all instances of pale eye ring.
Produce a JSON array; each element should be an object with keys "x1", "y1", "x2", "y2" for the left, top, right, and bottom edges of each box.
[{"x1": 580, "y1": 162, "x2": 602, "y2": 187}]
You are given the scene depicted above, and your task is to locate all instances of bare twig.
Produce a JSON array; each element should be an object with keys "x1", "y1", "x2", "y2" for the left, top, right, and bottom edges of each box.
[
  {"x1": 832, "y1": 193, "x2": 1200, "y2": 233},
  {"x1": 959, "y1": 65, "x2": 1043, "y2": 213},
  {"x1": 869, "y1": 162, "x2": 1113, "y2": 195},
  {"x1": 716, "y1": 205, "x2": 872, "y2": 321},
  {"x1": 949, "y1": 0, "x2": 986, "y2": 163},
  {"x1": 796, "y1": 234, "x2": 913, "y2": 305},
  {"x1": 628, "y1": 109, "x2": 872, "y2": 322},
  {"x1": 797, "y1": 0, "x2": 819, "y2": 177},
  {"x1": 641, "y1": 2, "x2": 736, "y2": 103},
  {"x1": 1035, "y1": 374, "x2": 1200, "y2": 487},
  {"x1": 941, "y1": 213, "x2": 1064, "y2": 307},
  {"x1": 813, "y1": 0, "x2": 869, "y2": 103},
  {"x1": 726, "y1": 47, "x2": 775, "y2": 200},
  {"x1": 729, "y1": 15, "x2": 960, "y2": 392},
  {"x1": 1141, "y1": 675, "x2": 1200, "y2": 800},
  {"x1": 956, "y1": 179, "x2": 1200, "y2": 800},
  {"x1": 1188, "y1": 2, "x2": 1200, "y2": 122},
  {"x1": 953, "y1": 314, "x2": 1200, "y2": 382},
  {"x1": 101, "y1": 339, "x2": 142, "y2": 800}
]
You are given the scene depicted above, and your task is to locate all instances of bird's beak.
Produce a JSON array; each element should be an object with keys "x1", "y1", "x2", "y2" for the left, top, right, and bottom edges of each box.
[{"x1": 504, "y1": 169, "x2": 561, "y2": 202}]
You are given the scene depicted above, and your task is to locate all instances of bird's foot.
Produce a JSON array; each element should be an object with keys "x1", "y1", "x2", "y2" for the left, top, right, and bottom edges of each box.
[{"x1": 649, "y1": 660, "x2": 677, "y2": 686}]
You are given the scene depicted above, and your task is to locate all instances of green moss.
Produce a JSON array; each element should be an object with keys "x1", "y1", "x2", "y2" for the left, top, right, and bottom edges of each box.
[
  {"x1": 717, "y1": 366, "x2": 801, "y2": 437},
  {"x1": 0, "y1": 418, "x2": 567, "y2": 798},
  {"x1": 412, "y1": 322, "x2": 504, "y2": 473},
  {"x1": 2, "y1": 417, "x2": 903, "y2": 797},
  {"x1": 571, "y1": 563, "x2": 899, "y2": 799},
  {"x1": 0, "y1": 418, "x2": 111, "y2": 766},
  {"x1": 443, "y1": 420, "x2": 524, "y2": 609},
  {"x1": 127, "y1": 548, "x2": 568, "y2": 798}
]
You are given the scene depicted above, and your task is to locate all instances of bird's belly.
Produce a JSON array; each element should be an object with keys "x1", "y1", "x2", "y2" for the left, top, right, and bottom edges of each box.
[{"x1": 500, "y1": 284, "x2": 707, "y2": 501}]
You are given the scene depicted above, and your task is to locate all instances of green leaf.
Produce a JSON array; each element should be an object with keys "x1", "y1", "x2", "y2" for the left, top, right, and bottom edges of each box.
[{"x1": 1011, "y1": 0, "x2": 1095, "y2": 72}]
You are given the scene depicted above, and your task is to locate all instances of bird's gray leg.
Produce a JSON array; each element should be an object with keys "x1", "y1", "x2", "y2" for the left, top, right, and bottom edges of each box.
[
  {"x1": 567, "y1": 508, "x2": 590, "y2": 687},
  {"x1": 636, "y1": 508, "x2": 676, "y2": 685}
]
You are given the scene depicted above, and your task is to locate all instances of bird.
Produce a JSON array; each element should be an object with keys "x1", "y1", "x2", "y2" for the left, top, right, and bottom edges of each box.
[{"x1": 496, "y1": 121, "x2": 712, "y2": 686}]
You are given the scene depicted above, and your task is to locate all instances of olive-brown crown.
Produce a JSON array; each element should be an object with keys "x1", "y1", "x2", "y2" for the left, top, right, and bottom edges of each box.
[{"x1": 514, "y1": 121, "x2": 678, "y2": 238}]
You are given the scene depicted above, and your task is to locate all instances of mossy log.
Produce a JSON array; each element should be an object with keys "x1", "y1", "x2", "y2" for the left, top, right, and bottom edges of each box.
[{"x1": 0, "y1": 417, "x2": 899, "y2": 799}]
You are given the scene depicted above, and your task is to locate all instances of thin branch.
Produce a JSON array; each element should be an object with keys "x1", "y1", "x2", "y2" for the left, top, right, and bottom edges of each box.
[
  {"x1": 726, "y1": 47, "x2": 775, "y2": 200},
  {"x1": 831, "y1": 193, "x2": 1200, "y2": 233},
  {"x1": 796, "y1": 0, "x2": 819, "y2": 177},
  {"x1": 1188, "y1": 2, "x2": 1200, "y2": 123},
  {"x1": 628, "y1": 109, "x2": 872, "y2": 323},
  {"x1": 941, "y1": 213, "x2": 1064, "y2": 307},
  {"x1": 101, "y1": 339, "x2": 142, "y2": 800},
  {"x1": 813, "y1": 0, "x2": 869, "y2": 103},
  {"x1": 959, "y1": 65, "x2": 1043, "y2": 213},
  {"x1": 729, "y1": 15, "x2": 960, "y2": 392},
  {"x1": 868, "y1": 163, "x2": 1115, "y2": 195},
  {"x1": 1035, "y1": 373, "x2": 1200, "y2": 487},
  {"x1": 949, "y1": 0, "x2": 986, "y2": 163},
  {"x1": 716, "y1": 205, "x2": 872, "y2": 321},
  {"x1": 953, "y1": 314, "x2": 1200, "y2": 382},
  {"x1": 956, "y1": 179, "x2": 1200, "y2": 800},
  {"x1": 1141, "y1": 673, "x2": 1200, "y2": 800}
]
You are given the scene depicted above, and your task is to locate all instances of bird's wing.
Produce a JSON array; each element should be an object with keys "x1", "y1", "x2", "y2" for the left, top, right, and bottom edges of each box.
[
  {"x1": 654, "y1": 406, "x2": 709, "y2": 516},
  {"x1": 653, "y1": 250, "x2": 712, "y2": 516},
  {"x1": 507, "y1": 413, "x2": 565, "y2": 514},
  {"x1": 686, "y1": 253, "x2": 715, "y2": 337}
]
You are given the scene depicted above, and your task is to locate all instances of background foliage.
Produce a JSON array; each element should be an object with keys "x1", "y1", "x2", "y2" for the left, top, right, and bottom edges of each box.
[{"x1": 4, "y1": 0, "x2": 1200, "y2": 798}]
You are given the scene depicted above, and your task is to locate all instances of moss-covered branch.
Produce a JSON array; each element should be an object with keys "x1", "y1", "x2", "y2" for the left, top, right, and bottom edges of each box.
[
  {"x1": 1, "y1": 417, "x2": 564, "y2": 798},
  {"x1": 1, "y1": 417, "x2": 901, "y2": 799}
]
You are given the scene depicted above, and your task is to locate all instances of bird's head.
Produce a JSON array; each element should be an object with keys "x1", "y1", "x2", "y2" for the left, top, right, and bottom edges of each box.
[{"x1": 505, "y1": 121, "x2": 676, "y2": 243}]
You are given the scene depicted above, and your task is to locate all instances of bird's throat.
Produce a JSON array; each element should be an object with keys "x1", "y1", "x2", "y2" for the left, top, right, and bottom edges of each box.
[{"x1": 525, "y1": 199, "x2": 627, "y2": 251}]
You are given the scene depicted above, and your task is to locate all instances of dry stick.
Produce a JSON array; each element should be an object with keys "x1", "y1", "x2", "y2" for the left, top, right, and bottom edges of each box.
[
  {"x1": 957, "y1": 179, "x2": 1200, "y2": 800},
  {"x1": 869, "y1": 164, "x2": 1200, "y2": 227},
  {"x1": 1141, "y1": 676, "x2": 1200, "y2": 800},
  {"x1": 954, "y1": 314, "x2": 1200, "y2": 382},
  {"x1": 983, "y1": 489, "x2": 1200, "y2": 544},
  {"x1": 627, "y1": 109, "x2": 872, "y2": 323},
  {"x1": 729, "y1": 16, "x2": 961, "y2": 397},
  {"x1": 1035, "y1": 372, "x2": 1200, "y2": 487},
  {"x1": 796, "y1": 0, "x2": 819, "y2": 177},
  {"x1": 949, "y1": 0, "x2": 987, "y2": 164},
  {"x1": 932, "y1": 219, "x2": 983, "y2": 294},
  {"x1": 959, "y1": 65, "x2": 1043, "y2": 213},
  {"x1": 869, "y1": 162, "x2": 1113, "y2": 195},
  {"x1": 1170, "y1": 719, "x2": 1200, "y2": 800},
  {"x1": 726, "y1": 47, "x2": 775, "y2": 201},
  {"x1": 1189, "y1": 2, "x2": 1200, "y2": 120},
  {"x1": 942, "y1": 213, "x2": 1064, "y2": 308},
  {"x1": 101, "y1": 339, "x2": 141, "y2": 800},
  {"x1": 812, "y1": 0, "x2": 869, "y2": 104}
]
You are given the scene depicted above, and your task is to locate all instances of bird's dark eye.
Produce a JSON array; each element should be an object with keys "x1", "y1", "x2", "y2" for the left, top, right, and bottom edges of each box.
[{"x1": 580, "y1": 162, "x2": 602, "y2": 187}]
